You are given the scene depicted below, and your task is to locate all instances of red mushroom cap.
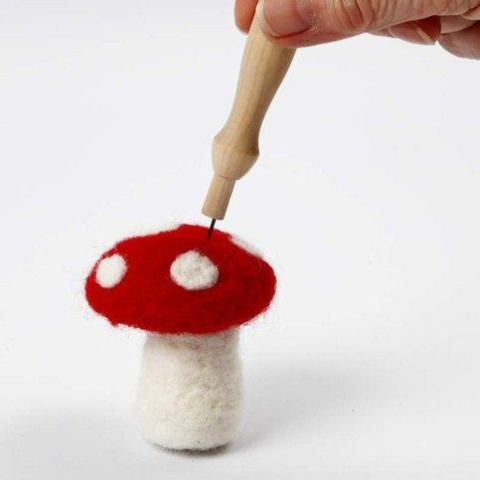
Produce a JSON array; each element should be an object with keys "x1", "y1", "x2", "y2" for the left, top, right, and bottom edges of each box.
[{"x1": 85, "y1": 224, "x2": 276, "y2": 334}]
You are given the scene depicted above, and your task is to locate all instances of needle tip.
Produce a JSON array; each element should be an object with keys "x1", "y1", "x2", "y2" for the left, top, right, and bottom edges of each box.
[{"x1": 207, "y1": 219, "x2": 216, "y2": 239}]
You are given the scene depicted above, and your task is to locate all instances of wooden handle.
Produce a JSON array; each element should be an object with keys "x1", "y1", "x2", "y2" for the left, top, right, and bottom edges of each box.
[{"x1": 202, "y1": 10, "x2": 296, "y2": 220}]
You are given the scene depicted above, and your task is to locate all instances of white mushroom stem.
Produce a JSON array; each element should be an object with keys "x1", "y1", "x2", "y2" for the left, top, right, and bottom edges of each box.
[{"x1": 138, "y1": 329, "x2": 243, "y2": 451}]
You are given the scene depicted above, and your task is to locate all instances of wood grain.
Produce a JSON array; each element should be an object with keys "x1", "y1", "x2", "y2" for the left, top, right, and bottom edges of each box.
[{"x1": 202, "y1": 12, "x2": 296, "y2": 220}]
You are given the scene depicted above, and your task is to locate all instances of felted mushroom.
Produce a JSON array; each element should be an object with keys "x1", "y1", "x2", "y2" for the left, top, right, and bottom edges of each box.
[{"x1": 85, "y1": 224, "x2": 276, "y2": 451}]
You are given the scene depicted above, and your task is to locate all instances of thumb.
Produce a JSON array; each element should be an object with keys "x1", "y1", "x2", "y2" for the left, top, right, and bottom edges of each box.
[{"x1": 257, "y1": 0, "x2": 479, "y2": 46}]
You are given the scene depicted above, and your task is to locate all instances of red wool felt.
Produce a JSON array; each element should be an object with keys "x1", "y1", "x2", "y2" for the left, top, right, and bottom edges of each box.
[{"x1": 85, "y1": 224, "x2": 276, "y2": 334}]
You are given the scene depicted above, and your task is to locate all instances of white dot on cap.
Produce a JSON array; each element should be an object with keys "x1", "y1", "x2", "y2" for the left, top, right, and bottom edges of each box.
[
  {"x1": 96, "y1": 254, "x2": 127, "y2": 288},
  {"x1": 170, "y1": 250, "x2": 219, "y2": 290}
]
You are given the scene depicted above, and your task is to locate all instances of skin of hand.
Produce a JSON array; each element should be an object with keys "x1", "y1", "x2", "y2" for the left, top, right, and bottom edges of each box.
[{"x1": 235, "y1": 0, "x2": 480, "y2": 59}]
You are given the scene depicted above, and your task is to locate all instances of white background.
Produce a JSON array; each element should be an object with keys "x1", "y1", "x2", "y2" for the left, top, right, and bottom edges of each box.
[{"x1": 1, "y1": 1, "x2": 479, "y2": 479}]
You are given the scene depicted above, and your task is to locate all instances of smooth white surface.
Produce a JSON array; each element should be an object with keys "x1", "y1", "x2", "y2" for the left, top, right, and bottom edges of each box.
[
  {"x1": 138, "y1": 331, "x2": 243, "y2": 450},
  {"x1": 1, "y1": 1, "x2": 479, "y2": 479}
]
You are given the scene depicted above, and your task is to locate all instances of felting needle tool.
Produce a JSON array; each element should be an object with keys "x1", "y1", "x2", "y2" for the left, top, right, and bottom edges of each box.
[{"x1": 203, "y1": 4, "x2": 296, "y2": 238}]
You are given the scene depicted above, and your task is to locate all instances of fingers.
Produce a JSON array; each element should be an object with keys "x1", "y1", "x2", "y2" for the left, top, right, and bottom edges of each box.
[
  {"x1": 440, "y1": 15, "x2": 477, "y2": 33},
  {"x1": 388, "y1": 17, "x2": 441, "y2": 45},
  {"x1": 439, "y1": 22, "x2": 480, "y2": 58},
  {"x1": 235, "y1": 0, "x2": 259, "y2": 33},
  {"x1": 234, "y1": 0, "x2": 480, "y2": 60},
  {"x1": 462, "y1": 5, "x2": 480, "y2": 20},
  {"x1": 371, "y1": 17, "x2": 441, "y2": 44},
  {"x1": 256, "y1": 0, "x2": 480, "y2": 47},
  {"x1": 383, "y1": 15, "x2": 476, "y2": 44}
]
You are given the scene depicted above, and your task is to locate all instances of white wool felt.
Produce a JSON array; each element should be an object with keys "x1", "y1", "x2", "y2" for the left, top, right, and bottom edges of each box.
[
  {"x1": 138, "y1": 330, "x2": 243, "y2": 451},
  {"x1": 95, "y1": 254, "x2": 127, "y2": 288},
  {"x1": 170, "y1": 250, "x2": 219, "y2": 290}
]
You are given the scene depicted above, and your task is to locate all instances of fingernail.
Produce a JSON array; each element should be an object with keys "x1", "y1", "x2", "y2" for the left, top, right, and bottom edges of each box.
[
  {"x1": 257, "y1": 0, "x2": 315, "y2": 38},
  {"x1": 388, "y1": 22, "x2": 436, "y2": 45}
]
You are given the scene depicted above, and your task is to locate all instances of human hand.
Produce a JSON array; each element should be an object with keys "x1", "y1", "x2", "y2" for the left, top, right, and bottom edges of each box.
[{"x1": 235, "y1": 0, "x2": 480, "y2": 59}]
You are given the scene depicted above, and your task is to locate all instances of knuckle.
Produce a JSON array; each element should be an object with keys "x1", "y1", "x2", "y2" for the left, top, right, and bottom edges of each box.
[
  {"x1": 330, "y1": 0, "x2": 377, "y2": 33},
  {"x1": 439, "y1": 0, "x2": 480, "y2": 15}
]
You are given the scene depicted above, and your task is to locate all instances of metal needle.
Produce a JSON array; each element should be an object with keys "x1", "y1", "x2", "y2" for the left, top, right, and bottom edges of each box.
[{"x1": 207, "y1": 219, "x2": 216, "y2": 239}]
